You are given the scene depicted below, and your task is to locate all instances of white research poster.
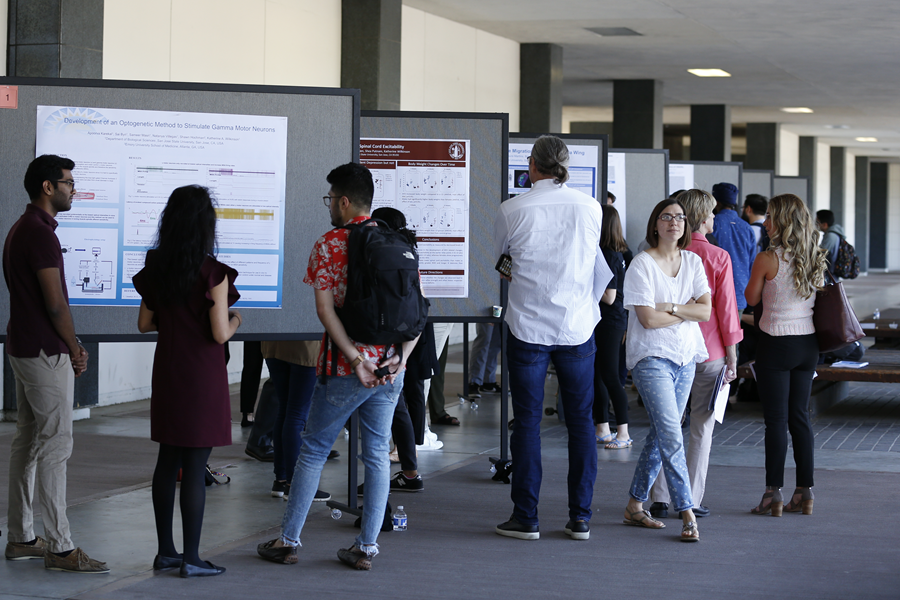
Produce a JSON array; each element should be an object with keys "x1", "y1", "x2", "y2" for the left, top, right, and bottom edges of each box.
[
  {"x1": 668, "y1": 163, "x2": 696, "y2": 196},
  {"x1": 508, "y1": 143, "x2": 599, "y2": 199},
  {"x1": 35, "y1": 105, "x2": 288, "y2": 307},
  {"x1": 360, "y1": 138, "x2": 470, "y2": 298},
  {"x1": 606, "y1": 151, "x2": 627, "y2": 236}
]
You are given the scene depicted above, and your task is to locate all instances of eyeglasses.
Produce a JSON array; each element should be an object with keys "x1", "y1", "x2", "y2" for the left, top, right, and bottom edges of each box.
[
  {"x1": 658, "y1": 214, "x2": 687, "y2": 222},
  {"x1": 322, "y1": 194, "x2": 339, "y2": 206},
  {"x1": 55, "y1": 179, "x2": 76, "y2": 187}
]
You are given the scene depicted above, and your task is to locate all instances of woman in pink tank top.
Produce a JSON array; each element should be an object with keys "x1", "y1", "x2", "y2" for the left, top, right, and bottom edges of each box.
[{"x1": 744, "y1": 194, "x2": 827, "y2": 518}]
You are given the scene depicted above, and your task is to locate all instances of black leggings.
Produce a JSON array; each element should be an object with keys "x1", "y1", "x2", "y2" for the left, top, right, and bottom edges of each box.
[
  {"x1": 152, "y1": 444, "x2": 212, "y2": 567},
  {"x1": 755, "y1": 332, "x2": 818, "y2": 488},
  {"x1": 592, "y1": 326, "x2": 629, "y2": 426}
]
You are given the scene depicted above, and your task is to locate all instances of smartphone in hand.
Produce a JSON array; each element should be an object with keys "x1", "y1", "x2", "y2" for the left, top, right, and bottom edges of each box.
[{"x1": 495, "y1": 254, "x2": 512, "y2": 278}]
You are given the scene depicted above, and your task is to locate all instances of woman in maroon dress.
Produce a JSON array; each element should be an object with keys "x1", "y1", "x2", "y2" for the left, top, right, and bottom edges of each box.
[{"x1": 132, "y1": 185, "x2": 241, "y2": 578}]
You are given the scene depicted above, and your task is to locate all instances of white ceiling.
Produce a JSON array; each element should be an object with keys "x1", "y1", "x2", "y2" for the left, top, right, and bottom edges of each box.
[{"x1": 405, "y1": 0, "x2": 900, "y2": 157}]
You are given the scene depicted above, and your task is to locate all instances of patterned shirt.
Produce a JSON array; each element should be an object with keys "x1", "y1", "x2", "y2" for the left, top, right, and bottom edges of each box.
[{"x1": 304, "y1": 216, "x2": 394, "y2": 376}]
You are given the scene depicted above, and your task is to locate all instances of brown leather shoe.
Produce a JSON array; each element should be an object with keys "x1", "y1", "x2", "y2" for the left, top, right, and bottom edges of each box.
[
  {"x1": 44, "y1": 548, "x2": 109, "y2": 573},
  {"x1": 5, "y1": 536, "x2": 47, "y2": 561}
]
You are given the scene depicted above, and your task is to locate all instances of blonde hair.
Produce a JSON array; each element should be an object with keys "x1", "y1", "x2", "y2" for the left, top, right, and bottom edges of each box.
[
  {"x1": 766, "y1": 194, "x2": 828, "y2": 299},
  {"x1": 675, "y1": 189, "x2": 716, "y2": 233}
]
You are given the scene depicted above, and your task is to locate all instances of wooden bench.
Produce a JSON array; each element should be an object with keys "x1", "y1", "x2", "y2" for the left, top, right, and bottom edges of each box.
[{"x1": 736, "y1": 347, "x2": 900, "y2": 414}]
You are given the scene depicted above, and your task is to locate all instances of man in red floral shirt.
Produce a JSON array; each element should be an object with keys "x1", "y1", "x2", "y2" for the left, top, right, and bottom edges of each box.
[{"x1": 258, "y1": 163, "x2": 418, "y2": 570}]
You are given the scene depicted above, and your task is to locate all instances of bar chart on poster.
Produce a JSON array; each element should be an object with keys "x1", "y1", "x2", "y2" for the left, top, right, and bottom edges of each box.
[{"x1": 35, "y1": 105, "x2": 288, "y2": 307}]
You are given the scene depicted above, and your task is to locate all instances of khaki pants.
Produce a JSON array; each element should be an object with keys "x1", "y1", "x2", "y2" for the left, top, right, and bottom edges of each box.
[
  {"x1": 7, "y1": 351, "x2": 75, "y2": 553},
  {"x1": 650, "y1": 358, "x2": 724, "y2": 508}
]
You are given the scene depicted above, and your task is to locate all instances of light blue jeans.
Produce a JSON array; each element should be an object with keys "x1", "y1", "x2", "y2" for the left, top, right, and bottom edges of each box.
[
  {"x1": 629, "y1": 357, "x2": 696, "y2": 514},
  {"x1": 281, "y1": 372, "x2": 403, "y2": 555}
]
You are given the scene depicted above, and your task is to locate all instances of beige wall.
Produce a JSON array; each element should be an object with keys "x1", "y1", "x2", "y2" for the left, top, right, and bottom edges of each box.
[
  {"x1": 401, "y1": 6, "x2": 519, "y2": 131},
  {"x1": 815, "y1": 141, "x2": 831, "y2": 211},
  {"x1": 103, "y1": 0, "x2": 342, "y2": 86},
  {"x1": 888, "y1": 163, "x2": 900, "y2": 271},
  {"x1": 843, "y1": 152, "x2": 856, "y2": 246},
  {"x1": 0, "y1": 0, "x2": 6, "y2": 76},
  {"x1": 778, "y1": 129, "x2": 800, "y2": 176}
]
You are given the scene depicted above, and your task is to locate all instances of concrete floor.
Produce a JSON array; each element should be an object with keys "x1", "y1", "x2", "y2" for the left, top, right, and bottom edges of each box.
[{"x1": 0, "y1": 272, "x2": 898, "y2": 599}]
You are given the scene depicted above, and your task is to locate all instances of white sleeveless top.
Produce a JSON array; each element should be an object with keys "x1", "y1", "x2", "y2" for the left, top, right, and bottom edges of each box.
[{"x1": 759, "y1": 247, "x2": 815, "y2": 336}]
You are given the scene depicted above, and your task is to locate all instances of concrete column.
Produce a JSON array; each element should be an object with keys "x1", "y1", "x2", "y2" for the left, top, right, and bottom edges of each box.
[
  {"x1": 798, "y1": 136, "x2": 818, "y2": 207},
  {"x1": 341, "y1": 0, "x2": 402, "y2": 111},
  {"x1": 690, "y1": 105, "x2": 731, "y2": 161},
  {"x1": 829, "y1": 147, "x2": 846, "y2": 225},
  {"x1": 855, "y1": 156, "x2": 871, "y2": 272},
  {"x1": 869, "y1": 162, "x2": 888, "y2": 270},
  {"x1": 613, "y1": 80, "x2": 662, "y2": 149},
  {"x1": 6, "y1": 0, "x2": 103, "y2": 78},
  {"x1": 519, "y1": 43, "x2": 563, "y2": 133},
  {"x1": 746, "y1": 123, "x2": 780, "y2": 171}
]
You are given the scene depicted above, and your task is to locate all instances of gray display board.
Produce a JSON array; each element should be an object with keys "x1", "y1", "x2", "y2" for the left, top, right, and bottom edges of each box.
[
  {"x1": 609, "y1": 148, "x2": 670, "y2": 255},
  {"x1": 743, "y1": 169, "x2": 774, "y2": 199},
  {"x1": 361, "y1": 111, "x2": 508, "y2": 320},
  {"x1": 509, "y1": 133, "x2": 608, "y2": 204},
  {"x1": 773, "y1": 175, "x2": 811, "y2": 203},
  {"x1": 669, "y1": 160, "x2": 743, "y2": 199},
  {"x1": 0, "y1": 77, "x2": 359, "y2": 341}
]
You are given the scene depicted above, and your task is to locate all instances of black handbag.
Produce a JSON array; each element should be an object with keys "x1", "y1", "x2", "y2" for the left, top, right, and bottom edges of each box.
[{"x1": 812, "y1": 271, "x2": 864, "y2": 353}]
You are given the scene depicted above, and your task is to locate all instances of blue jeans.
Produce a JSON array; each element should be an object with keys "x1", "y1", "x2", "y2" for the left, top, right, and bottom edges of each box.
[
  {"x1": 281, "y1": 372, "x2": 403, "y2": 553},
  {"x1": 266, "y1": 358, "x2": 316, "y2": 483},
  {"x1": 629, "y1": 357, "x2": 696, "y2": 514},
  {"x1": 469, "y1": 322, "x2": 501, "y2": 385},
  {"x1": 507, "y1": 333, "x2": 597, "y2": 526}
]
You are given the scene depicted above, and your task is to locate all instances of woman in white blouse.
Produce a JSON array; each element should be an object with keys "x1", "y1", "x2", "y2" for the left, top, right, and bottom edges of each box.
[{"x1": 622, "y1": 198, "x2": 711, "y2": 542}]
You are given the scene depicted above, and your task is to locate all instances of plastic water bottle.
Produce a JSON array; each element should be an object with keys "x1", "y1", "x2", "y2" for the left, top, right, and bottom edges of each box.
[
  {"x1": 874, "y1": 308, "x2": 881, "y2": 321},
  {"x1": 392, "y1": 506, "x2": 407, "y2": 531}
]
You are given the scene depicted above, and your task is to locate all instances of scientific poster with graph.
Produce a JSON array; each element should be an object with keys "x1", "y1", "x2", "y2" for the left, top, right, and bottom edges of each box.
[
  {"x1": 35, "y1": 105, "x2": 288, "y2": 307},
  {"x1": 360, "y1": 138, "x2": 470, "y2": 298},
  {"x1": 508, "y1": 143, "x2": 599, "y2": 200}
]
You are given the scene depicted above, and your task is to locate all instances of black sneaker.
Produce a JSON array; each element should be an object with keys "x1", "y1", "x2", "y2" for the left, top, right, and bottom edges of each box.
[
  {"x1": 271, "y1": 480, "x2": 287, "y2": 498},
  {"x1": 495, "y1": 516, "x2": 539, "y2": 540},
  {"x1": 467, "y1": 382, "x2": 482, "y2": 398},
  {"x1": 693, "y1": 505, "x2": 710, "y2": 518},
  {"x1": 313, "y1": 489, "x2": 331, "y2": 502},
  {"x1": 257, "y1": 539, "x2": 298, "y2": 565},
  {"x1": 564, "y1": 519, "x2": 590, "y2": 541},
  {"x1": 480, "y1": 382, "x2": 501, "y2": 394},
  {"x1": 649, "y1": 502, "x2": 669, "y2": 519},
  {"x1": 390, "y1": 472, "x2": 424, "y2": 493}
]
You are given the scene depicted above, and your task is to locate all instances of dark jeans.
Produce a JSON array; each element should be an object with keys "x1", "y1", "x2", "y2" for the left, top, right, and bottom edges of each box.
[
  {"x1": 240, "y1": 341, "x2": 264, "y2": 414},
  {"x1": 592, "y1": 326, "x2": 629, "y2": 426},
  {"x1": 755, "y1": 332, "x2": 818, "y2": 488},
  {"x1": 265, "y1": 358, "x2": 316, "y2": 483},
  {"x1": 507, "y1": 333, "x2": 597, "y2": 526}
]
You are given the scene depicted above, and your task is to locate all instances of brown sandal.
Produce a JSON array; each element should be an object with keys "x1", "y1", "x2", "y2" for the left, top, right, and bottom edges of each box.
[
  {"x1": 337, "y1": 545, "x2": 373, "y2": 570},
  {"x1": 784, "y1": 487, "x2": 814, "y2": 515},
  {"x1": 623, "y1": 508, "x2": 665, "y2": 529}
]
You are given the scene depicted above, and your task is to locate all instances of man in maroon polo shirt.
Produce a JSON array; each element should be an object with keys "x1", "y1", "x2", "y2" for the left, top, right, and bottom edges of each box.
[{"x1": 3, "y1": 155, "x2": 108, "y2": 573}]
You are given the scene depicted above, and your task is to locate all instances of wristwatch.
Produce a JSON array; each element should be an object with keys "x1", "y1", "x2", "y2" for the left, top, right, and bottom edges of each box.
[
  {"x1": 670, "y1": 304, "x2": 678, "y2": 315},
  {"x1": 350, "y1": 355, "x2": 364, "y2": 369}
]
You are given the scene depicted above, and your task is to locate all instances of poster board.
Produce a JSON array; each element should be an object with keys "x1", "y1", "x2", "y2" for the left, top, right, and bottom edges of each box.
[
  {"x1": 361, "y1": 111, "x2": 508, "y2": 320},
  {"x1": 0, "y1": 77, "x2": 359, "y2": 341},
  {"x1": 773, "y1": 175, "x2": 811, "y2": 203},
  {"x1": 508, "y1": 133, "x2": 608, "y2": 205},
  {"x1": 669, "y1": 160, "x2": 743, "y2": 200},
  {"x1": 743, "y1": 169, "x2": 775, "y2": 199},
  {"x1": 608, "y1": 148, "x2": 670, "y2": 255}
]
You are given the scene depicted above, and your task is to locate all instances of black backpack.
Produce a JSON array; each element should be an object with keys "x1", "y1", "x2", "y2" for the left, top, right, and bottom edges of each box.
[
  {"x1": 335, "y1": 219, "x2": 429, "y2": 350},
  {"x1": 751, "y1": 221, "x2": 770, "y2": 251}
]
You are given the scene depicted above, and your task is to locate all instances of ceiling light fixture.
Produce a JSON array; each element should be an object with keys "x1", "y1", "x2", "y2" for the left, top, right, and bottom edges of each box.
[
  {"x1": 586, "y1": 27, "x2": 642, "y2": 37},
  {"x1": 687, "y1": 69, "x2": 731, "y2": 77},
  {"x1": 825, "y1": 124, "x2": 849, "y2": 129},
  {"x1": 781, "y1": 107, "x2": 814, "y2": 113},
  {"x1": 855, "y1": 137, "x2": 878, "y2": 142}
]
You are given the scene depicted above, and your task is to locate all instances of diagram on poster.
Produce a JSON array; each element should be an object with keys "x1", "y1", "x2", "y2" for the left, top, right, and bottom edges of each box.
[
  {"x1": 35, "y1": 105, "x2": 288, "y2": 307},
  {"x1": 508, "y1": 143, "x2": 599, "y2": 200},
  {"x1": 360, "y1": 139, "x2": 470, "y2": 298},
  {"x1": 606, "y1": 152, "x2": 628, "y2": 236}
]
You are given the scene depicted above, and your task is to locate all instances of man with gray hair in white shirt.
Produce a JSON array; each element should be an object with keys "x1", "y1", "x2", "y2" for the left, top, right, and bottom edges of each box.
[{"x1": 493, "y1": 135, "x2": 612, "y2": 542}]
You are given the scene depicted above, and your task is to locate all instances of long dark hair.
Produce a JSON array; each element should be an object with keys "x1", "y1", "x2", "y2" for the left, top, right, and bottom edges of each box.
[
  {"x1": 372, "y1": 206, "x2": 417, "y2": 247},
  {"x1": 600, "y1": 204, "x2": 628, "y2": 252},
  {"x1": 148, "y1": 185, "x2": 218, "y2": 305}
]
